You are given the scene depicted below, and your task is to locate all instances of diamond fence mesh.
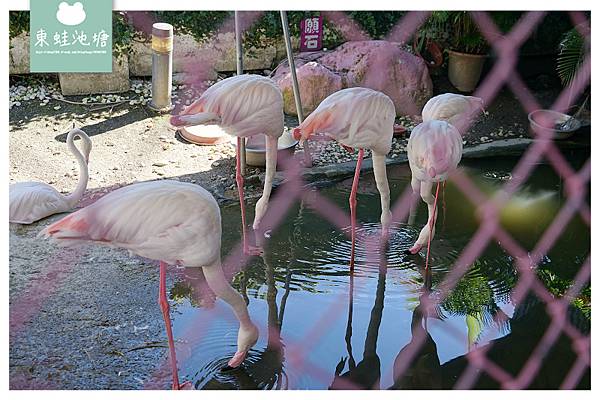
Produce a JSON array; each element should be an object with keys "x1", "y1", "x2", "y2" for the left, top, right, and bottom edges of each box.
[{"x1": 9, "y1": 10, "x2": 590, "y2": 390}]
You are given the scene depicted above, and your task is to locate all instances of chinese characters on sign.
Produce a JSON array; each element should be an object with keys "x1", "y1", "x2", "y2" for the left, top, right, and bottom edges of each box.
[
  {"x1": 30, "y1": 0, "x2": 113, "y2": 73},
  {"x1": 300, "y1": 16, "x2": 323, "y2": 52},
  {"x1": 34, "y1": 29, "x2": 110, "y2": 48}
]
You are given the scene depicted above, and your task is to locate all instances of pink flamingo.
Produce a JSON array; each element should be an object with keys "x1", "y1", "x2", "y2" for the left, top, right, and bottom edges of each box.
[
  {"x1": 422, "y1": 93, "x2": 484, "y2": 131},
  {"x1": 10, "y1": 128, "x2": 92, "y2": 224},
  {"x1": 419, "y1": 93, "x2": 483, "y2": 228},
  {"x1": 39, "y1": 180, "x2": 259, "y2": 389},
  {"x1": 292, "y1": 87, "x2": 396, "y2": 269},
  {"x1": 406, "y1": 120, "x2": 463, "y2": 261},
  {"x1": 170, "y1": 74, "x2": 284, "y2": 255}
]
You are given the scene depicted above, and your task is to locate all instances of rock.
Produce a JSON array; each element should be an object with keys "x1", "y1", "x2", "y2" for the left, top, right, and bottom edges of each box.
[
  {"x1": 9, "y1": 33, "x2": 30, "y2": 74},
  {"x1": 275, "y1": 61, "x2": 342, "y2": 116},
  {"x1": 272, "y1": 41, "x2": 432, "y2": 116},
  {"x1": 152, "y1": 162, "x2": 166, "y2": 167},
  {"x1": 59, "y1": 55, "x2": 130, "y2": 95}
]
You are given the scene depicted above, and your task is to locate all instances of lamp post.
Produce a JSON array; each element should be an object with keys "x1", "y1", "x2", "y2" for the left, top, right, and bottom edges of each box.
[{"x1": 149, "y1": 22, "x2": 174, "y2": 112}]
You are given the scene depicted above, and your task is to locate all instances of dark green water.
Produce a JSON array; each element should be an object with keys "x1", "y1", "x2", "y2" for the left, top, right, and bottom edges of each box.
[{"x1": 170, "y1": 151, "x2": 590, "y2": 389}]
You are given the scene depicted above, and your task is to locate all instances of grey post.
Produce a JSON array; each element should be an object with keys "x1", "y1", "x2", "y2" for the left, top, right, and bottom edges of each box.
[
  {"x1": 280, "y1": 11, "x2": 312, "y2": 166},
  {"x1": 235, "y1": 11, "x2": 247, "y2": 174},
  {"x1": 149, "y1": 23, "x2": 174, "y2": 112}
]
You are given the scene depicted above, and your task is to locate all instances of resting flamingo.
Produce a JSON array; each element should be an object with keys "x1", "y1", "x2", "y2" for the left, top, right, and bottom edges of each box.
[
  {"x1": 292, "y1": 87, "x2": 396, "y2": 269},
  {"x1": 422, "y1": 93, "x2": 484, "y2": 132},
  {"x1": 10, "y1": 128, "x2": 92, "y2": 224},
  {"x1": 170, "y1": 74, "x2": 284, "y2": 255},
  {"x1": 406, "y1": 120, "x2": 463, "y2": 261},
  {"x1": 39, "y1": 180, "x2": 259, "y2": 389}
]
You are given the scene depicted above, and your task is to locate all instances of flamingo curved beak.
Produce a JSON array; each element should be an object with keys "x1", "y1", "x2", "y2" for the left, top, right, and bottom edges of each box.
[
  {"x1": 169, "y1": 115, "x2": 184, "y2": 127},
  {"x1": 292, "y1": 127, "x2": 302, "y2": 141},
  {"x1": 428, "y1": 167, "x2": 437, "y2": 179}
]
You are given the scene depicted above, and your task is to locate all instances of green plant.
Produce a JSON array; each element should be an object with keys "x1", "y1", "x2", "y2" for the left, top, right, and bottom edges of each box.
[
  {"x1": 537, "y1": 268, "x2": 590, "y2": 319},
  {"x1": 426, "y1": 11, "x2": 488, "y2": 55},
  {"x1": 443, "y1": 273, "x2": 497, "y2": 317},
  {"x1": 113, "y1": 12, "x2": 135, "y2": 57},
  {"x1": 9, "y1": 11, "x2": 29, "y2": 39},
  {"x1": 522, "y1": 12, "x2": 574, "y2": 54},
  {"x1": 556, "y1": 25, "x2": 589, "y2": 86},
  {"x1": 345, "y1": 11, "x2": 406, "y2": 39},
  {"x1": 153, "y1": 11, "x2": 230, "y2": 43}
]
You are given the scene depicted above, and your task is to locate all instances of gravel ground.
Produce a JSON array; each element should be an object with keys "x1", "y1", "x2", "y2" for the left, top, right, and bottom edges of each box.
[{"x1": 9, "y1": 71, "x2": 576, "y2": 389}]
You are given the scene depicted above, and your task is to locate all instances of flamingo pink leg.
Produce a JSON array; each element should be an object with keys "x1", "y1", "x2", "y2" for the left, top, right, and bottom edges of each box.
[
  {"x1": 442, "y1": 180, "x2": 446, "y2": 230},
  {"x1": 235, "y1": 137, "x2": 262, "y2": 256},
  {"x1": 349, "y1": 148, "x2": 365, "y2": 271},
  {"x1": 235, "y1": 138, "x2": 249, "y2": 254},
  {"x1": 158, "y1": 261, "x2": 192, "y2": 390},
  {"x1": 424, "y1": 182, "x2": 441, "y2": 270}
]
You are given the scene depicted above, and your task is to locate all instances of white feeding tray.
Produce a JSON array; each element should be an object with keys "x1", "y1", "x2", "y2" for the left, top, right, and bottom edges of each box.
[
  {"x1": 231, "y1": 130, "x2": 299, "y2": 168},
  {"x1": 179, "y1": 124, "x2": 230, "y2": 145}
]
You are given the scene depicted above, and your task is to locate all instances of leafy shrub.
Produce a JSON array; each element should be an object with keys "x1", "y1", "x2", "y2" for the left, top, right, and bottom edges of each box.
[{"x1": 9, "y1": 11, "x2": 29, "y2": 39}]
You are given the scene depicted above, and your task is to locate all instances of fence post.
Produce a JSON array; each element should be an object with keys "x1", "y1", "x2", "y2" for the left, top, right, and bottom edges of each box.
[
  {"x1": 235, "y1": 11, "x2": 247, "y2": 175},
  {"x1": 280, "y1": 11, "x2": 312, "y2": 167}
]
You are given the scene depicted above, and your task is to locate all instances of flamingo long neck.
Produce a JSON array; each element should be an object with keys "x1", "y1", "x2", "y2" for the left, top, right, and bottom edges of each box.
[{"x1": 64, "y1": 131, "x2": 89, "y2": 207}]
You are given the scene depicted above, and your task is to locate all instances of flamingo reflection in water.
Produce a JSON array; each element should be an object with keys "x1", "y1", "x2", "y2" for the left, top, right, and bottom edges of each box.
[
  {"x1": 329, "y1": 257, "x2": 388, "y2": 390},
  {"x1": 189, "y1": 227, "x2": 298, "y2": 389},
  {"x1": 389, "y1": 266, "x2": 443, "y2": 389}
]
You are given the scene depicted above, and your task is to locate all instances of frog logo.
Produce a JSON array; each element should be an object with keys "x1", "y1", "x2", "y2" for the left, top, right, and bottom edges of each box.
[{"x1": 56, "y1": 2, "x2": 86, "y2": 26}]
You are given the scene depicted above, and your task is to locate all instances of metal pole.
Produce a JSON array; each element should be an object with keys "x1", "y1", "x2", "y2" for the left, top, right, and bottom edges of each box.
[
  {"x1": 235, "y1": 11, "x2": 247, "y2": 174},
  {"x1": 280, "y1": 11, "x2": 312, "y2": 167},
  {"x1": 149, "y1": 23, "x2": 174, "y2": 112}
]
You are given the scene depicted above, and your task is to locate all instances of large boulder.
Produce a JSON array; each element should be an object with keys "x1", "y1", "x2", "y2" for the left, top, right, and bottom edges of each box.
[
  {"x1": 272, "y1": 40, "x2": 433, "y2": 116},
  {"x1": 273, "y1": 59, "x2": 343, "y2": 116}
]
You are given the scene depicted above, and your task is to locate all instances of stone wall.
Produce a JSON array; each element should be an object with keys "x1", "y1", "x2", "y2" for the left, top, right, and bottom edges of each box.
[
  {"x1": 10, "y1": 31, "x2": 293, "y2": 94},
  {"x1": 9, "y1": 33, "x2": 30, "y2": 75}
]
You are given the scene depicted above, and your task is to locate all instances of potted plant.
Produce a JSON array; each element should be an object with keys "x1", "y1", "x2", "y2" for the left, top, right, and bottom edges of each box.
[
  {"x1": 428, "y1": 12, "x2": 488, "y2": 92},
  {"x1": 412, "y1": 23, "x2": 444, "y2": 71}
]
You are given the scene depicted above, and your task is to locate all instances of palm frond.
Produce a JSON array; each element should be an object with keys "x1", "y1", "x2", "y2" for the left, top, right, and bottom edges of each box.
[{"x1": 556, "y1": 26, "x2": 589, "y2": 86}]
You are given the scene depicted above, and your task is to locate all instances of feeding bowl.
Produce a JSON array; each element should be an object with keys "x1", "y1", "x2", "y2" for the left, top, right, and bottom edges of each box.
[
  {"x1": 527, "y1": 109, "x2": 581, "y2": 140},
  {"x1": 232, "y1": 130, "x2": 298, "y2": 168},
  {"x1": 178, "y1": 124, "x2": 230, "y2": 145}
]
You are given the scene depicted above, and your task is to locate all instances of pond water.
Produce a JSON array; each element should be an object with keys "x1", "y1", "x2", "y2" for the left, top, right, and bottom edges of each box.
[{"x1": 169, "y1": 150, "x2": 590, "y2": 390}]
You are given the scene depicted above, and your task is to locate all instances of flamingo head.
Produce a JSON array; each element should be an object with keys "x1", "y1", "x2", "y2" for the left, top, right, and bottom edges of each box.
[
  {"x1": 426, "y1": 157, "x2": 452, "y2": 180},
  {"x1": 428, "y1": 166, "x2": 437, "y2": 179},
  {"x1": 292, "y1": 127, "x2": 303, "y2": 141},
  {"x1": 292, "y1": 127, "x2": 315, "y2": 146},
  {"x1": 169, "y1": 114, "x2": 196, "y2": 128},
  {"x1": 169, "y1": 112, "x2": 221, "y2": 128},
  {"x1": 78, "y1": 130, "x2": 92, "y2": 164}
]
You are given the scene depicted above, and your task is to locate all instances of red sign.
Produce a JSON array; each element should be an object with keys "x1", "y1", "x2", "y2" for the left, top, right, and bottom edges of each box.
[{"x1": 300, "y1": 16, "x2": 323, "y2": 52}]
